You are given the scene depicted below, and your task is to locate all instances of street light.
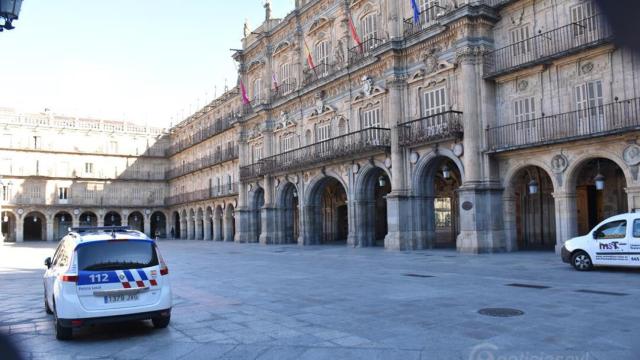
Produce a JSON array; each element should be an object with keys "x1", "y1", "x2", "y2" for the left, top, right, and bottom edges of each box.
[
  {"x1": 0, "y1": 0, "x2": 23, "y2": 31},
  {"x1": 442, "y1": 165, "x2": 451, "y2": 180},
  {"x1": 528, "y1": 179, "x2": 539, "y2": 195}
]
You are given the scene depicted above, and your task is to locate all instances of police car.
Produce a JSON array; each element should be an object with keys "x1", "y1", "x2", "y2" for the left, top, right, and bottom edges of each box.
[
  {"x1": 561, "y1": 213, "x2": 640, "y2": 271},
  {"x1": 43, "y1": 227, "x2": 172, "y2": 340}
]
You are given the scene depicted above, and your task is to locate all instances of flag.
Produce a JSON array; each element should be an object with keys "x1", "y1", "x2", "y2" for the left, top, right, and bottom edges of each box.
[
  {"x1": 240, "y1": 79, "x2": 250, "y2": 105},
  {"x1": 348, "y1": 16, "x2": 363, "y2": 53},
  {"x1": 304, "y1": 39, "x2": 317, "y2": 76},
  {"x1": 411, "y1": 0, "x2": 421, "y2": 25}
]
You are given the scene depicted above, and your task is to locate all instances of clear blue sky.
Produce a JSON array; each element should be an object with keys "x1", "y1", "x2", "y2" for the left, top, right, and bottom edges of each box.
[{"x1": 0, "y1": 0, "x2": 293, "y2": 127}]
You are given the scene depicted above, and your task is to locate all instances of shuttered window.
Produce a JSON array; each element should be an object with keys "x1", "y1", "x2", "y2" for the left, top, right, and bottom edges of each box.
[
  {"x1": 510, "y1": 25, "x2": 531, "y2": 57},
  {"x1": 422, "y1": 87, "x2": 447, "y2": 116},
  {"x1": 514, "y1": 97, "x2": 536, "y2": 123}
]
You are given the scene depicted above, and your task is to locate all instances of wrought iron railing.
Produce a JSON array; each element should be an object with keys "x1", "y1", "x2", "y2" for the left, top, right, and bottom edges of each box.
[
  {"x1": 166, "y1": 147, "x2": 239, "y2": 179},
  {"x1": 241, "y1": 127, "x2": 391, "y2": 179},
  {"x1": 272, "y1": 79, "x2": 298, "y2": 100},
  {"x1": 487, "y1": 98, "x2": 640, "y2": 152},
  {"x1": 348, "y1": 37, "x2": 385, "y2": 66},
  {"x1": 399, "y1": 111, "x2": 463, "y2": 146},
  {"x1": 484, "y1": 14, "x2": 613, "y2": 78},
  {"x1": 302, "y1": 62, "x2": 336, "y2": 87},
  {"x1": 403, "y1": 5, "x2": 446, "y2": 37},
  {"x1": 165, "y1": 183, "x2": 239, "y2": 206},
  {"x1": 482, "y1": 0, "x2": 518, "y2": 7},
  {"x1": 167, "y1": 115, "x2": 236, "y2": 156}
]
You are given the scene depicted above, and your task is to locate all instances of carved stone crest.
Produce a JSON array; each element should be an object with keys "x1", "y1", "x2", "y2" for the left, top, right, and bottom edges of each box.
[
  {"x1": 422, "y1": 48, "x2": 439, "y2": 75},
  {"x1": 581, "y1": 62, "x2": 594, "y2": 74},
  {"x1": 623, "y1": 144, "x2": 640, "y2": 166},
  {"x1": 517, "y1": 80, "x2": 529, "y2": 92},
  {"x1": 550, "y1": 154, "x2": 569, "y2": 174},
  {"x1": 362, "y1": 76, "x2": 373, "y2": 96}
]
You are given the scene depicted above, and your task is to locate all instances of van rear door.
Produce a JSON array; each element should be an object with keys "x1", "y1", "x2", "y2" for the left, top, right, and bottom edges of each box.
[{"x1": 75, "y1": 240, "x2": 163, "y2": 311}]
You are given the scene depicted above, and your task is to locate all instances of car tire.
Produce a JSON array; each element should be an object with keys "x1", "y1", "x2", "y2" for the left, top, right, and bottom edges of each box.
[
  {"x1": 44, "y1": 295, "x2": 53, "y2": 315},
  {"x1": 53, "y1": 302, "x2": 72, "y2": 341},
  {"x1": 152, "y1": 316, "x2": 170, "y2": 329},
  {"x1": 572, "y1": 251, "x2": 593, "y2": 271}
]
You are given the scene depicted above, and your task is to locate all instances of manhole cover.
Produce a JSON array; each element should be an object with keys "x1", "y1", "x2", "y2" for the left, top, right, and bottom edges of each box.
[{"x1": 478, "y1": 308, "x2": 524, "y2": 317}]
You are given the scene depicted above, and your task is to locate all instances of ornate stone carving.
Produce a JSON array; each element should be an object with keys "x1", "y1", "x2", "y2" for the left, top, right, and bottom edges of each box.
[
  {"x1": 409, "y1": 152, "x2": 419, "y2": 164},
  {"x1": 550, "y1": 154, "x2": 569, "y2": 174},
  {"x1": 422, "y1": 48, "x2": 439, "y2": 75},
  {"x1": 517, "y1": 80, "x2": 529, "y2": 92},
  {"x1": 623, "y1": 144, "x2": 640, "y2": 166},
  {"x1": 362, "y1": 76, "x2": 373, "y2": 96},
  {"x1": 456, "y1": 45, "x2": 490, "y2": 65},
  {"x1": 581, "y1": 62, "x2": 594, "y2": 74},
  {"x1": 334, "y1": 39, "x2": 345, "y2": 67}
]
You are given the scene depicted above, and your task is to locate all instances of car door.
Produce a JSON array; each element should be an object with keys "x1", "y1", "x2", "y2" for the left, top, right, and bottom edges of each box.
[
  {"x1": 629, "y1": 218, "x2": 640, "y2": 266},
  {"x1": 591, "y1": 219, "x2": 629, "y2": 266},
  {"x1": 45, "y1": 239, "x2": 65, "y2": 305}
]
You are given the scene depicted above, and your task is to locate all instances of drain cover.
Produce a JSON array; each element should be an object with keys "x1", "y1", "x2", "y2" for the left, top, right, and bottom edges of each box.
[{"x1": 478, "y1": 308, "x2": 524, "y2": 317}]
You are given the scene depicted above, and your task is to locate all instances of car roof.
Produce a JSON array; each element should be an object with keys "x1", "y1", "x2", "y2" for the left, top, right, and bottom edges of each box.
[
  {"x1": 64, "y1": 227, "x2": 151, "y2": 246},
  {"x1": 599, "y1": 212, "x2": 640, "y2": 223}
]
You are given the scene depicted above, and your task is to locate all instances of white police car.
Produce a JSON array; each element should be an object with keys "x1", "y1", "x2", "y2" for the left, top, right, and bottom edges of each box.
[
  {"x1": 561, "y1": 213, "x2": 640, "y2": 271},
  {"x1": 43, "y1": 227, "x2": 172, "y2": 340}
]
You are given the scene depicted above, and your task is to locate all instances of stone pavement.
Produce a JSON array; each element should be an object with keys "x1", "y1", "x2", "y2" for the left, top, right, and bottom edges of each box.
[{"x1": 1, "y1": 240, "x2": 639, "y2": 359}]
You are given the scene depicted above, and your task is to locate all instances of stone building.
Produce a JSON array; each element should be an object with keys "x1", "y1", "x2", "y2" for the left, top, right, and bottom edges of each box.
[
  {"x1": 3, "y1": 0, "x2": 639, "y2": 255},
  {"x1": 0, "y1": 108, "x2": 169, "y2": 242}
]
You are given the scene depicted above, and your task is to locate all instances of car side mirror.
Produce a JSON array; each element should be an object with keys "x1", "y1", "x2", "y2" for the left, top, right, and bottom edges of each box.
[
  {"x1": 592, "y1": 232, "x2": 599, "y2": 240},
  {"x1": 44, "y1": 257, "x2": 52, "y2": 269}
]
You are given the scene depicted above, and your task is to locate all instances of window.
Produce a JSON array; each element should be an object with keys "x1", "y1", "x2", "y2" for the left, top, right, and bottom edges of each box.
[
  {"x1": 316, "y1": 123, "x2": 331, "y2": 142},
  {"x1": 571, "y1": 2, "x2": 597, "y2": 36},
  {"x1": 576, "y1": 80, "x2": 604, "y2": 127},
  {"x1": 510, "y1": 25, "x2": 531, "y2": 57},
  {"x1": 77, "y1": 241, "x2": 158, "y2": 271},
  {"x1": 108, "y1": 141, "x2": 118, "y2": 153},
  {"x1": 280, "y1": 63, "x2": 291, "y2": 85},
  {"x1": 84, "y1": 162, "x2": 94, "y2": 175},
  {"x1": 362, "y1": 108, "x2": 381, "y2": 128},
  {"x1": 418, "y1": 0, "x2": 440, "y2": 24},
  {"x1": 281, "y1": 134, "x2": 295, "y2": 152},
  {"x1": 28, "y1": 185, "x2": 41, "y2": 200},
  {"x1": 361, "y1": 14, "x2": 378, "y2": 42},
  {"x1": 633, "y1": 220, "x2": 640, "y2": 238},
  {"x1": 422, "y1": 87, "x2": 447, "y2": 116},
  {"x1": 1, "y1": 184, "x2": 10, "y2": 202},
  {"x1": 514, "y1": 97, "x2": 536, "y2": 123},
  {"x1": 434, "y1": 197, "x2": 452, "y2": 228},
  {"x1": 58, "y1": 187, "x2": 68, "y2": 200},
  {"x1": 594, "y1": 220, "x2": 627, "y2": 240},
  {"x1": 253, "y1": 78, "x2": 262, "y2": 102},
  {"x1": 315, "y1": 41, "x2": 329, "y2": 65},
  {"x1": 252, "y1": 144, "x2": 263, "y2": 163}
]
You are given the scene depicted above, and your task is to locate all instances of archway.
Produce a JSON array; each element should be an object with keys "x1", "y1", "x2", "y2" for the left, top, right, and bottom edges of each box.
[
  {"x1": 354, "y1": 166, "x2": 391, "y2": 247},
  {"x1": 24, "y1": 211, "x2": 46, "y2": 241},
  {"x1": 205, "y1": 206, "x2": 213, "y2": 240},
  {"x1": 508, "y1": 166, "x2": 556, "y2": 251},
  {"x1": 250, "y1": 187, "x2": 265, "y2": 243},
  {"x1": 104, "y1": 211, "x2": 122, "y2": 227},
  {"x1": 414, "y1": 156, "x2": 463, "y2": 249},
  {"x1": 305, "y1": 176, "x2": 348, "y2": 245},
  {"x1": 128, "y1": 211, "x2": 144, "y2": 232},
  {"x1": 224, "y1": 204, "x2": 236, "y2": 242},
  {"x1": 572, "y1": 158, "x2": 628, "y2": 235},
  {"x1": 80, "y1": 212, "x2": 98, "y2": 227},
  {"x1": 1, "y1": 211, "x2": 17, "y2": 242},
  {"x1": 214, "y1": 206, "x2": 224, "y2": 241},
  {"x1": 172, "y1": 211, "x2": 181, "y2": 239},
  {"x1": 151, "y1": 211, "x2": 166, "y2": 239},
  {"x1": 54, "y1": 212, "x2": 72, "y2": 240},
  {"x1": 277, "y1": 182, "x2": 299, "y2": 244}
]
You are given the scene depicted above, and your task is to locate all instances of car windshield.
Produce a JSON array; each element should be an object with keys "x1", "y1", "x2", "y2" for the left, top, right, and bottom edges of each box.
[{"x1": 77, "y1": 241, "x2": 158, "y2": 271}]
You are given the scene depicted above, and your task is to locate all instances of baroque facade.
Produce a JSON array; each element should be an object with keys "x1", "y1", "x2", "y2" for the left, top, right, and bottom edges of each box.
[{"x1": 3, "y1": 0, "x2": 639, "y2": 255}]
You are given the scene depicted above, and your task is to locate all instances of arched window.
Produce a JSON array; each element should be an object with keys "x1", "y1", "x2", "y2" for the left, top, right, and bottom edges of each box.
[
  {"x1": 253, "y1": 78, "x2": 262, "y2": 102},
  {"x1": 361, "y1": 13, "x2": 378, "y2": 42}
]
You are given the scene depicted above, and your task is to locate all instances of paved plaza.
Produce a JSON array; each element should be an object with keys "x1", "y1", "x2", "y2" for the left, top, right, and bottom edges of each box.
[{"x1": 1, "y1": 240, "x2": 639, "y2": 359}]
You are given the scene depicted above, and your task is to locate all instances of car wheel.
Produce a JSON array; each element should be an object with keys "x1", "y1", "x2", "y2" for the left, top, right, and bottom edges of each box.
[
  {"x1": 44, "y1": 295, "x2": 53, "y2": 315},
  {"x1": 53, "y1": 302, "x2": 72, "y2": 341},
  {"x1": 152, "y1": 316, "x2": 170, "y2": 329},
  {"x1": 572, "y1": 251, "x2": 593, "y2": 271}
]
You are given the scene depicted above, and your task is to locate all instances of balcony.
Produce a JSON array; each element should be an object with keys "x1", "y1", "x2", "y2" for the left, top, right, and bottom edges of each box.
[
  {"x1": 165, "y1": 183, "x2": 239, "y2": 206},
  {"x1": 399, "y1": 111, "x2": 463, "y2": 147},
  {"x1": 348, "y1": 38, "x2": 385, "y2": 66},
  {"x1": 403, "y1": 5, "x2": 446, "y2": 37},
  {"x1": 482, "y1": 0, "x2": 518, "y2": 8},
  {"x1": 272, "y1": 79, "x2": 298, "y2": 101},
  {"x1": 486, "y1": 98, "x2": 640, "y2": 152},
  {"x1": 167, "y1": 116, "x2": 235, "y2": 156},
  {"x1": 240, "y1": 127, "x2": 391, "y2": 179},
  {"x1": 302, "y1": 62, "x2": 336, "y2": 88},
  {"x1": 166, "y1": 147, "x2": 239, "y2": 180},
  {"x1": 484, "y1": 14, "x2": 613, "y2": 78}
]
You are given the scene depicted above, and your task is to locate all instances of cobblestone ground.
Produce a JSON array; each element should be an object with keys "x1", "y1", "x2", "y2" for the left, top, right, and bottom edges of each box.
[{"x1": 1, "y1": 240, "x2": 639, "y2": 360}]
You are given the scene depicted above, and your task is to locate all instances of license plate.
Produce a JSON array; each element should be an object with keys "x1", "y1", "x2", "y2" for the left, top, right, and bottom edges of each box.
[{"x1": 104, "y1": 294, "x2": 139, "y2": 304}]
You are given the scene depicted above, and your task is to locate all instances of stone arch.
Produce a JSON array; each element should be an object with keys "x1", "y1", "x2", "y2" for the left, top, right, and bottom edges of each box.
[
  {"x1": 303, "y1": 174, "x2": 349, "y2": 245},
  {"x1": 104, "y1": 211, "x2": 122, "y2": 227},
  {"x1": 53, "y1": 211, "x2": 72, "y2": 240},
  {"x1": 1, "y1": 210, "x2": 17, "y2": 242},
  {"x1": 353, "y1": 162, "x2": 392, "y2": 247},
  {"x1": 565, "y1": 151, "x2": 633, "y2": 191},
  {"x1": 150, "y1": 211, "x2": 166, "y2": 239},
  {"x1": 503, "y1": 164, "x2": 557, "y2": 251},
  {"x1": 128, "y1": 211, "x2": 144, "y2": 232},
  {"x1": 80, "y1": 211, "x2": 98, "y2": 227},
  {"x1": 411, "y1": 152, "x2": 464, "y2": 249},
  {"x1": 214, "y1": 205, "x2": 224, "y2": 241},
  {"x1": 224, "y1": 204, "x2": 236, "y2": 242},
  {"x1": 275, "y1": 182, "x2": 300, "y2": 244},
  {"x1": 23, "y1": 211, "x2": 46, "y2": 241}
]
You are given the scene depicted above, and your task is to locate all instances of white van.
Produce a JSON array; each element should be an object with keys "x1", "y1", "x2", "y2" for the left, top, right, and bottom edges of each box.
[
  {"x1": 43, "y1": 227, "x2": 172, "y2": 340},
  {"x1": 561, "y1": 213, "x2": 640, "y2": 271}
]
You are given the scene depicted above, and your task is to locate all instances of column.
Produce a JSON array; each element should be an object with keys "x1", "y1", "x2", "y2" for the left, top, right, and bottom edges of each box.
[
  {"x1": 259, "y1": 176, "x2": 277, "y2": 245},
  {"x1": 553, "y1": 191, "x2": 578, "y2": 254},
  {"x1": 16, "y1": 216, "x2": 23, "y2": 243},
  {"x1": 235, "y1": 182, "x2": 253, "y2": 243},
  {"x1": 179, "y1": 220, "x2": 187, "y2": 240},
  {"x1": 204, "y1": 215, "x2": 212, "y2": 241},
  {"x1": 144, "y1": 215, "x2": 151, "y2": 238},
  {"x1": 187, "y1": 217, "x2": 194, "y2": 240},
  {"x1": 46, "y1": 215, "x2": 54, "y2": 242},
  {"x1": 165, "y1": 217, "x2": 173, "y2": 240},
  {"x1": 502, "y1": 195, "x2": 518, "y2": 252},
  {"x1": 72, "y1": 213, "x2": 80, "y2": 229}
]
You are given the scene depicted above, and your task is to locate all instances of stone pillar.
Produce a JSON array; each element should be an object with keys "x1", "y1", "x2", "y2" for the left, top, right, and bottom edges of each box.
[
  {"x1": 16, "y1": 216, "x2": 23, "y2": 243},
  {"x1": 204, "y1": 216, "x2": 212, "y2": 241},
  {"x1": 195, "y1": 220, "x2": 203, "y2": 240},
  {"x1": 72, "y1": 214, "x2": 80, "y2": 229},
  {"x1": 187, "y1": 217, "x2": 194, "y2": 240},
  {"x1": 213, "y1": 216, "x2": 222, "y2": 241},
  {"x1": 97, "y1": 216, "x2": 105, "y2": 228},
  {"x1": 165, "y1": 218, "x2": 173, "y2": 240},
  {"x1": 235, "y1": 182, "x2": 253, "y2": 243},
  {"x1": 553, "y1": 191, "x2": 578, "y2": 254},
  {"x1": 259, "y1": 176, "x2": 276, "y2": 245},
  {"x1": 387, "y1": 0, "x2": 401, "y2": 40},
  {"x1": 144, "y1": 215, "x2": 151, "y2": 238},
  {"x1": 46, "y1": 216, "x2": 54, "y2": 242},
  {"x1": 502, "y1": 195, "x2": 518, "y2": 252},
  {"x1": 179, "y1": 220, "x2": 187, "y2": 240},
  {"x1": 625, "y1": 186, "x2": 640, "y2": 212}
]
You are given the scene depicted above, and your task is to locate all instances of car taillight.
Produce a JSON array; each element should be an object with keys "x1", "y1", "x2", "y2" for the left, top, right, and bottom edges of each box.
[
  {"x1": 160, "y1": 264, "x2": 169, "y2": 276},
  {"x1": 60, "y1": 274, "x2": 78, "y2": 282}
]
